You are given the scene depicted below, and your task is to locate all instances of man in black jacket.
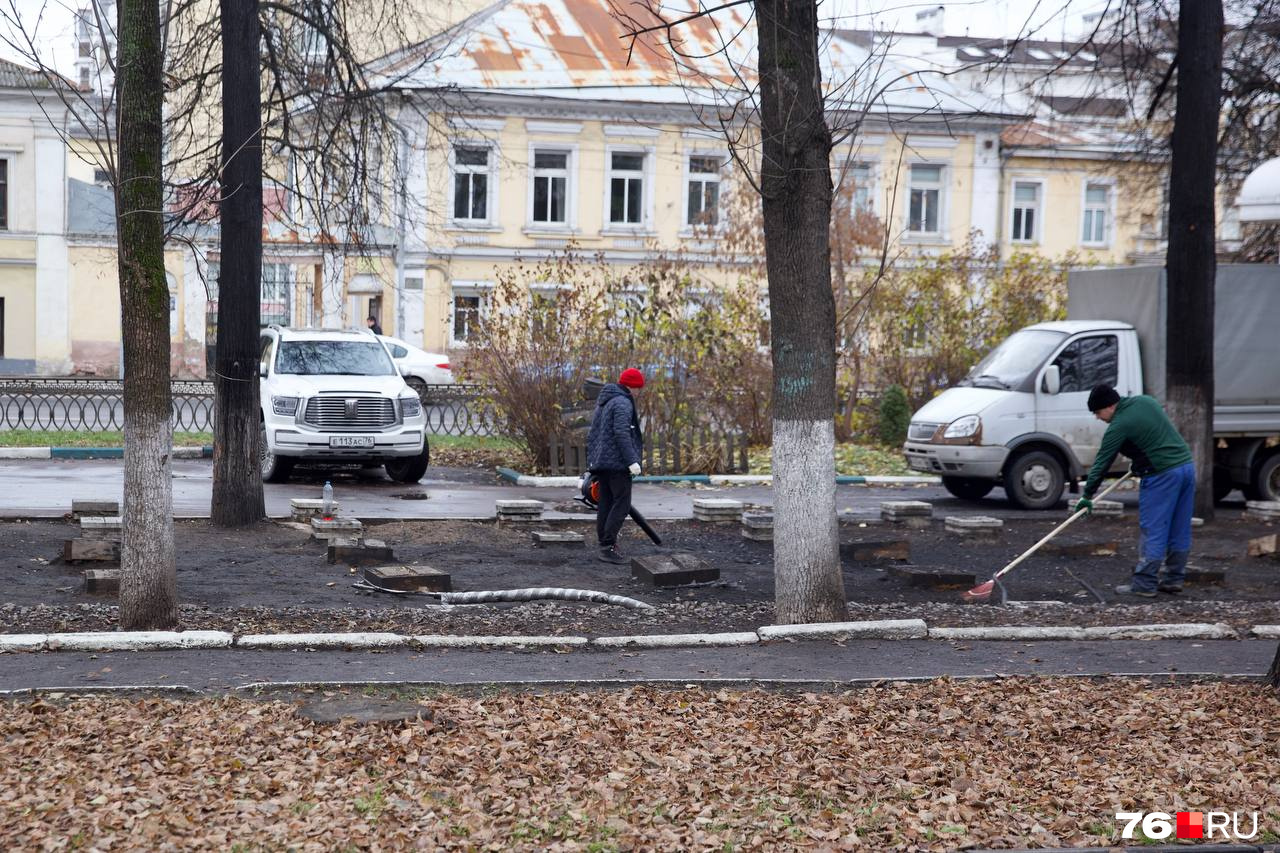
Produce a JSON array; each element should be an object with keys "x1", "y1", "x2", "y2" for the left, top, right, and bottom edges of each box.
[{"x1": 586, "y1": 368, "x2": 644, "y2": 564}]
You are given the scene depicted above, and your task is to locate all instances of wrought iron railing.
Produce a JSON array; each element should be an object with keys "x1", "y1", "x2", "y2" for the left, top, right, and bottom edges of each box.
[{"x1": 0, "y1": 377, "x2": 497, "y2": 437}]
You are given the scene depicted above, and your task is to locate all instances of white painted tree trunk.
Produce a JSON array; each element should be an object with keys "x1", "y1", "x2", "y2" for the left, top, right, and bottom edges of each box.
[
  {"x1": 120, "y1": 411, "x2": 176, "y2": 627},
  {"x1": 773, "y1": 419, "x2": 845, "y2": 624}
]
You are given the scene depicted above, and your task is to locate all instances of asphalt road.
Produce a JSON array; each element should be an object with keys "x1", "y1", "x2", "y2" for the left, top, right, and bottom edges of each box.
[
  {"x1": 0, "y1": 457, "x2": 1148, "y2": 520},
  {"x1": 0, "y1": 640, "x2": 1272, "y2": 694}
]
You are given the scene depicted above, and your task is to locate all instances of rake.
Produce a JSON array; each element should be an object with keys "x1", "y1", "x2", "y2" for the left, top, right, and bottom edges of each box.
[{"x1": 961, "y1": 472, "x2": 1132, "y2": 603}]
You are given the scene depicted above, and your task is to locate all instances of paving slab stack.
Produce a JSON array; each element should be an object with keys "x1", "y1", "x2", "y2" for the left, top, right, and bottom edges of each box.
[
  {"x1": 880, "y1": 501, "x2": 933, "y2": 527},
  {"x1": 311, "y1": 517, "x2": 364, "y2": 541},
  {"x1": 532, "y1": 530, "x2": 585, "y2": 546},
  {"x1": 291, "y1": 498, "x2": 341, "y2": 523},
  {"x1": 943, "y1": 515, "x2": 1004, "y2": 538},
  {"x1": 71, "y1": 500, "x2": 119, "y2": 519},
  {"x1": 740, "y1": 512, "x2": 774, "y2": 542},
  {"x1": 1089, "y1": 499, "x2": 1125, "y2": 518},
  {"x1": 1246, "y1": 501, "x2": 1280, "y2": 522},
  {"x1": 692, "y1": 498, "x2": 745, "y2": 523},
  {"x1": 80, "y1": 516, "x2": 124, "y2": 541},
  {"x1": 496, "y1": 500, "x2": 544, "y2": 523}
]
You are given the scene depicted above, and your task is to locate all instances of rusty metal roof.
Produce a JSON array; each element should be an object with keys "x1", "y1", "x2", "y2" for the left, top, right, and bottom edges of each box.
[{"x1": 375, "y1": 0, "x2": 1013, "y2": 117}]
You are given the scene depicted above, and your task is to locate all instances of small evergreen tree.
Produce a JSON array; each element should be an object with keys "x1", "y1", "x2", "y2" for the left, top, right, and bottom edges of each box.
[{"x1": 877, "y1": 384, "x2": 910, "y2": 447}]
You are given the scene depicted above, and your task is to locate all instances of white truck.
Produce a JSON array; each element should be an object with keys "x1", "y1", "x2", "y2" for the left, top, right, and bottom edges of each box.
[
  {"x1": 257, "y1": 325, "x2": 430, "y2": 483},
  {"x1": 903, "y1": 264, "x2": 1280, "y2": 509}
]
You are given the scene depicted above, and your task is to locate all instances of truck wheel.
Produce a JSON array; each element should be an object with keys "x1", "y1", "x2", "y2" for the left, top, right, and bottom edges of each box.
[
  {"x1": 259, "y1": 422, "x2": 294, "y2": 483},
  {"x1": 1003, "y1": 450, "x2": 1065, "y2": 510},
  {"x1": 942, "y1": 476, "x2": 995, "y2": 501},
  {"x1": 1247, "y1": 453, "x2": 1280, "y2": 502},
  {"x1": 385, "y1": 441, "x2": 430, "y2": 484}
]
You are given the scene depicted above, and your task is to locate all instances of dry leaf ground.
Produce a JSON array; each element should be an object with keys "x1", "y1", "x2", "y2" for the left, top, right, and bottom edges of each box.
[{"x1": 2, "y1": 679, "x2": 1278, "y2": 851}]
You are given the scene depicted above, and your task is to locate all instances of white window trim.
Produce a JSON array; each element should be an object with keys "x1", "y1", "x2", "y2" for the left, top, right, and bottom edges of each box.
[
  {"x1": 601, "y1": 145, "x2": 656, "y2": 235},
  {"x1": 446, "y1": 141, "x2": 499, "y2": 230},
  {"x1": 903, "y1": 160, "x2": 949, "y2": 241},
  {"x1": 448, "y1": 279, "x2": 492, "y2": 347},
  {"x1": 680, "y1": 149, "x2": 729, "y2": 236},
  {"x1": 1080, "y1": 178, "x2": 1117, "y2": 248},
  {"x1": 0, "y1": 154, "x2": 11, "y2": 232},
  {"x1": 524, "y1": 142, "x2": 578, "y2": 233},
  {"x1": 1008, "y1": 177, "x2": 1046, "y2": 245}
]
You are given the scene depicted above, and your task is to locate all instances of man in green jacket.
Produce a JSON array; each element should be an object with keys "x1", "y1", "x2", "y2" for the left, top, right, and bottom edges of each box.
[{"x1": 1075, "y1": 384, "x2": 1196, "y2": 598}]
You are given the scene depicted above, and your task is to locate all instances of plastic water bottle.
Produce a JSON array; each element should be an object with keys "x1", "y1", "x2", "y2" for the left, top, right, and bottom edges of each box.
[{"x1": 322, "y1": 481, "x2": 334, "y2": 520}]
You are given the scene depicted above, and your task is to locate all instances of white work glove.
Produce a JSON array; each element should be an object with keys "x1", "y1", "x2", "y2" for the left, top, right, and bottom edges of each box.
[{"x1": 628, "y1": 462, "x2": 641, "y2": 476}]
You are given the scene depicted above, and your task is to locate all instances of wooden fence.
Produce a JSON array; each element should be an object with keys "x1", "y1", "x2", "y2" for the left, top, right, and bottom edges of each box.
[{"x1": 546, "y1": 428, "x2": 750, "y2": 476}]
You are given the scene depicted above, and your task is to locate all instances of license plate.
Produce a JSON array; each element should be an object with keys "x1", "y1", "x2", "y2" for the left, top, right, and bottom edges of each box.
[
  {"x1": 330, "y1": 435, "x2": 374, "y2": 448},
  {"x1": 907, "y1": 456, "x2": 929, "y2": 471}
]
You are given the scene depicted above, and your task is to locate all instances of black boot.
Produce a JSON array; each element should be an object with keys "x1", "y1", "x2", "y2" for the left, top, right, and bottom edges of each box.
[{"x1": 598, "y1": 545, "x2": 628, "y2": 565}]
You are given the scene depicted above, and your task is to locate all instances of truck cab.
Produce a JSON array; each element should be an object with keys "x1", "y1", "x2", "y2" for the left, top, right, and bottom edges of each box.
[{"x1": 903, "y1": 321, "x2": 1141, "y2": 509}]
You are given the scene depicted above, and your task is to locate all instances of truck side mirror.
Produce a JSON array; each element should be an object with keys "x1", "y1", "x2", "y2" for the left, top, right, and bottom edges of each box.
[
  {"x1": 1041, "y1": 364, "x2": 1061, "y2": 395},
  {"x1": 259, "y1": 363, "x2": 268, "y2": 379}
]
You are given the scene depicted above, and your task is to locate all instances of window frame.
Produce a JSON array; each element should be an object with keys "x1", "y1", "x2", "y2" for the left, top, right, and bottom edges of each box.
[
  {"x1": 525, "y1": 143, "x2": 577, "y2": 231},
  {"x1": 1009, "y1": 178, "x2": 1045, "y2": 245},
  {"x1": 905, "y1": 161, "x2": 947, "y2": 238},
  {"x1": 447, "y1": 142, "x2": 498, "y2": 228},
  {"x1": 448, "y1": 280, "x2": 492, "y2": 347},
  {"x1": 840, "y1": 159, "x2": 877, "y2": 215},
  {"x1": 602, "y1": 145, "x2": 655, "y2": 233},
  {"x1": 0, "y1": 157, "x2": 9, "y2": 231},
  {"x1": 682, "y1": 150, "x2": 727, "y2": 231},
  {"x1": 1080, "y1": 179, "x2": 1115, "y2": 248}
]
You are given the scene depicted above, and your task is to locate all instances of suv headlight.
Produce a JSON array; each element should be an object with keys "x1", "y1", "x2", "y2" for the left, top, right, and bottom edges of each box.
[
  {"x1": 942, "y1": 415, "x2": 981, "y2": 442},
  {"x1": 271, "y1": 396, "x2": 300, "y2": 416},
  {"x1": 400, "y1": 395, "x2": 422, "y2": 418}
]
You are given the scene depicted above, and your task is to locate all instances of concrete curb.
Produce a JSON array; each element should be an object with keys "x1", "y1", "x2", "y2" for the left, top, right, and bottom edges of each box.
[
  {"x1": 412, "y1": 634, "x2": 588, "y2": 648},
  {"x1": 758, "y1": 619, "x2": 929, "y2": 641},
  {"x1": 44, "y1": 630, "x2": 233, "y2": 652},
  {"x1": 0, "y1": 446, "x2": 212, "y2": 460},
  {"x1": 592, "y1": 632, "x2": 759, "y2": 649},
  {"x1": 930, "y1": 626, "x2": 1089, "y2": 641},
  {"x1": 1080, "y1": 623, "x2": 1237, "y2": 640},
  {"x1": 237, "y1": 632, "x2": 408, "y2": 650},
  {"x1": 0, "y1": 622, "x2": 1263, "y2": 654},
  {"x1": 496, "y1": 467, "x2": 943, "y2": 487}
]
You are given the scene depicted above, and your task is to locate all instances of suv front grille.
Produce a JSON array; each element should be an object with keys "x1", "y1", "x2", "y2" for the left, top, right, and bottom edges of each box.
[
  {"x1": 303, "y1": 397, "x2": 397, "y2": 431},
  {"x1": 908, "y1": 422, "x2": 940, "y2": 441}
]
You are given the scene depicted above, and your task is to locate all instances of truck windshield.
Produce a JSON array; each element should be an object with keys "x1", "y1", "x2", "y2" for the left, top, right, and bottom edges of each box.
[
  {"x1": 275, "y1": 341, "x2": 396, "y2": 376},
  {"x1": 960, "y1": 329, "x2": 1066, "y2": 389}
]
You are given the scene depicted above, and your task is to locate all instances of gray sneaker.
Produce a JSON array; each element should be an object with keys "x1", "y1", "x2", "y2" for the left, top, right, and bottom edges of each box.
[{"x1": 1115, "y1": 584, "x2": 1157, "y2": 598}]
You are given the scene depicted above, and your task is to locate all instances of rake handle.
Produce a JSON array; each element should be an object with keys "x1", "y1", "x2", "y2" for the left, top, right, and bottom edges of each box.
[{"x1": 990, "y1": 473, "x2": 1132, "y2": 583}]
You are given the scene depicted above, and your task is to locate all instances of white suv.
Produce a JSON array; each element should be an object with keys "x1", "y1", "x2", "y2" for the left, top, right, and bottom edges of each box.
[{"x1": 258, "y1": 325, "x2": 430, "y2": 483}]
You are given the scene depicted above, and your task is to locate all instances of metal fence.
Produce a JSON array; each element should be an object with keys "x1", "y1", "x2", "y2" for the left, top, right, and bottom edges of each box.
[{"x1": 0, "y1": 377, "x2": 497, "y2": 437}]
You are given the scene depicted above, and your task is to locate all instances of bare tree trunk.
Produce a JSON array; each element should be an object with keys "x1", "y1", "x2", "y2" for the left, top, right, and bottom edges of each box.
[
  {"x1": 1165, "y1": 0, "x2": 1222, "y2": 521},
  {"x1": 116, "y1": 0, "x2": 176, "y2": 629},
  {"x1": 1269, "y1": 643, "x2": 1280, "y2": 688},
  {"x1": 757, "y1": 0, "x2": 846, "y2": 624},
  {"x1": 211, "y1": 0, "x2": 266, "y2": 526}
]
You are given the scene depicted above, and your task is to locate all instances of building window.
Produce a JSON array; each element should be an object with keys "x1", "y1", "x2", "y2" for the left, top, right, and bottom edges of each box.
[
  {"x1": 907, "y1": 164, "x2": 943, "y2": 234},
  {"x1": 450, "y1": 286, "x2": 489, "y2": 345},
  {"x1": 261, "y1": 262, "x2": 292, "y2": 327},
  {"x1": 608, "y1": 151, "x2": 645, "y2": 225},
  {"x1": 1082, "y1": 183, "x2": 1110, "y2": 245},
  {"x1": 1011, "y1": 181, "x2": 1040, "y2": 243},
  {"x1": 847, "y1": 162, "x2": 874, "y2": 211},
  {"x1": 0, "y1": 160, "x2": 8, "y2": 230},
  {"x1": 531, "y1": 149, "x2": 569, "y2": 225},
  {"x1": 685, "y1": 155, "x2": 723, "y2": 226},
  {"x1": 79, "y1": 66, "x2": 91, "y2": 89},
  {"x1": 451, "y1": 145, "x2": 491, "y2": 223}
]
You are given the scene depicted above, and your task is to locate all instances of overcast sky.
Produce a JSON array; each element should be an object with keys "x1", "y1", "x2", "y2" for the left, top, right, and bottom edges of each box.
[{"x1": 1, "y1": 0, "x2": 1110, "y2": 75}]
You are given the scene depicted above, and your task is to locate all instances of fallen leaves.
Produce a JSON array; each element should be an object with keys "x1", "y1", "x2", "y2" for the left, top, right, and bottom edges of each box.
[{"x1": 0, "y1": 680, "x2": 1277, "y2": 850}]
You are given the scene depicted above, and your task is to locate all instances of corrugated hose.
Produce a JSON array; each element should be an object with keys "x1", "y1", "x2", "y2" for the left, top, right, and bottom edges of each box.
[{"x1": 352, "y1": 579, "x2": 654, "y2": 611}]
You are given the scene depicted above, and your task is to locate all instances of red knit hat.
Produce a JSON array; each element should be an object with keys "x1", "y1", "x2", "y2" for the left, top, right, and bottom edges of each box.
[{"x1": 618, "y1": 368, "x2": 645, "y2": 389}]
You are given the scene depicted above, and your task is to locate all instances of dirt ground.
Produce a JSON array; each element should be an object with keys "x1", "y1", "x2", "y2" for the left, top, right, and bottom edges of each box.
[{"x1": 2, "y1": 505, "x2": 1278, "y2": 635}]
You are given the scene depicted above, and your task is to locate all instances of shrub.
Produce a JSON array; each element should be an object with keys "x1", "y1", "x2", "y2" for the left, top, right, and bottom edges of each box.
[{"x1": 877, "y1": 384, "x2": 910, "y2": 447}]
